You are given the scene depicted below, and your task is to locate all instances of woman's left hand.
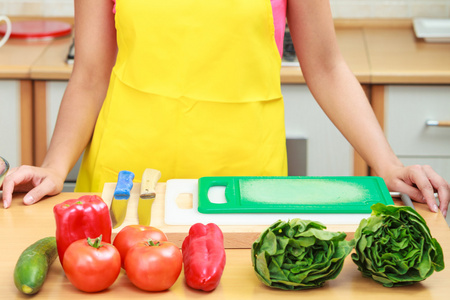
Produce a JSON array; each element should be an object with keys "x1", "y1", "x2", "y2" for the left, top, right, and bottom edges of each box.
[{"x1": 382, "y1": 164, "x2": 449, "y2": 218}]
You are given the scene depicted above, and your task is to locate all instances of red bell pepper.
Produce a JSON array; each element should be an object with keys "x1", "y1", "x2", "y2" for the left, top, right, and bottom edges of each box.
[
  {"x1": 181, "y1": 223, "x2": 226, "y2": 291},
  {"x1": 53, "y1": 195, "x2": 112, "y2": 265}
]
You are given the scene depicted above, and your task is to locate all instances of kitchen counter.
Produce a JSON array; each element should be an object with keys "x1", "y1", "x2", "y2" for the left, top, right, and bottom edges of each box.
[
  {"x1": 2, "y1": 19, "x2": 450, "y2": 83},
  {"x1": 29, "y1": 36, "x2": 73, "y2": 80},
  {"x1": 1, "y1": 190, "x2": 450, "y2": 299},
  {"x1": 0, "y1": 37, "x2": 52, "y2": 79},
  {"x1": 0, "y1": 17, "x2": 73, "y2": 79},
  {"x1": 29, "y1": 27, "x2": 371, "y2": 82},
  {"x1": 281, "y1": 26, "x2": 371, "y2": 83},
  {"x1": 282, "y1": 19, "x2": 450, "y2": 84},
  {"x1": 365, "y1": 27, "x2": 450, "y2": 84}
]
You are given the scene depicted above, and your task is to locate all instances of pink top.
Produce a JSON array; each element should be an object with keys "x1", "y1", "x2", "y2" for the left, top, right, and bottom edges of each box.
[{"x1": 112, "y1": 0, "x2": 286, "y2": 57}]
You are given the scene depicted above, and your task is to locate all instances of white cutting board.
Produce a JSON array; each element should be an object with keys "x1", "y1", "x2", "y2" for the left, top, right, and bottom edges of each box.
[{"x1": 164, "y1": 179, "x2": 371, "y2": 226}]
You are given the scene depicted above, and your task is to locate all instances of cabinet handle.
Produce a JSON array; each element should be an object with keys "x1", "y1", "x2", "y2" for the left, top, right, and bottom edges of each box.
[{"x1": 426, "y1": 120, "x2": 450, "y2": 127}]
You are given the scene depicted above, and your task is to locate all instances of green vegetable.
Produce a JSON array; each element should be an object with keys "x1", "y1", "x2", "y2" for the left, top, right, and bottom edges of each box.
[
  {"x1": 14, "y1": 237, "x2": 58, "y2": 295},
  {"x1": 351, "y1": 203, "x2": 445, "y2": 287},
  {"x1": 251, "y1": 218, "x2": 353, "y2": 290}
]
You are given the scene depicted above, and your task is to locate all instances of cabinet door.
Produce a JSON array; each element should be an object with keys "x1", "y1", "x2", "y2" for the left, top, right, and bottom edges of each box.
[
  {"x1": 0, "y1": 80, "x2": 33, "y2": 168},
  {"x1": 385, "y1": 85, "x2": 450, "y2": 157},
  {"x1": 282, "y1": 84, "x2": 353, "y2": 176},
  {"x1": 385, "y1": 85, "x2": 450, "y2": 182}
]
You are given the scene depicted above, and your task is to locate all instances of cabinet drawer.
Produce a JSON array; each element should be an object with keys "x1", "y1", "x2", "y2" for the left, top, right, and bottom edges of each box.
[{"x1": 385, "y1": 85, "x2": 450, "y2": 157}]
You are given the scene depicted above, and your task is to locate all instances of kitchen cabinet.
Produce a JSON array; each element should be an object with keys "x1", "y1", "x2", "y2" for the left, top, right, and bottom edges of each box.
[
  {"x1": 34, "y1": 80, "x2": 81, "y2": 191},
  {"x1": 282, "y1": 84, "x2": 354, "y2": 176},
  {"x1": 379, "y1": 85, "x2": 450, "y2": 182},
  {"x1": 0, "y1": 35, "x2": 51, "y2": 168},
  {"x1": 34, "y1": 80, "x2": 67, "y2": 165},
  {"x1": 0, "y1": 79, "x2": 33, "y2": 167}
]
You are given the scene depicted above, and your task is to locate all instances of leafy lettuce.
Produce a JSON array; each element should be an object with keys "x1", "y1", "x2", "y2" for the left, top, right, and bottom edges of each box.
[
  {"x1": 351, "y1": 203, "x2": 445, "y2": 287},
  {"x1": 251, "y1": 218, "x2": 352, "y2": 290}
]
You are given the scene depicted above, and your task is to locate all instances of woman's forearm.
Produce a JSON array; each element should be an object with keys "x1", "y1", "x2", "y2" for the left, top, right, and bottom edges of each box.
[
  {"x1": 41, "y1": 0, "x2": 117, "y2": 179},
  {"x1": 304, "y1": 61, "x2": 403, "y2": 177},
  {"x1": 41, "y1": 78, "x2": 107, "y2": 178},
  {"x1": 287, "y1": 0, "x2": 402, "y2": 177}
]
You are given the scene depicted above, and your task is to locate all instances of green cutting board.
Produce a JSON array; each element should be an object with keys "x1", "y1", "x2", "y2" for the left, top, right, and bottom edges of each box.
[{"x1": 198, "y1": 176, "x2": 394, "y2": 214}]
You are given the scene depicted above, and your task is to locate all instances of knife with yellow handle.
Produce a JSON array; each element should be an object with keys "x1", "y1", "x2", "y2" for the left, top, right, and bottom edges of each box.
[
  {"x1": 138, "y1": 168, "x2": 161, "y2": 226},
  {"x1": 110, "y1": 170, "x2": 135, "y2": 229}
]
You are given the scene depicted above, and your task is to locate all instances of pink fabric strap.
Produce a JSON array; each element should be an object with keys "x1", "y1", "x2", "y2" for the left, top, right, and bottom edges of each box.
[
  {"x1": 111, "y1": 0, "x2": 286, "y2": 57},
  {"x1": 270, "y1": 0, "x2": 287, "y2": 57}
]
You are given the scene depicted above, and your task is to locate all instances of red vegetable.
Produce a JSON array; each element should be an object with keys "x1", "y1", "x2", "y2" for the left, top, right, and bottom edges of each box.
[
  {"x1": 113, "y1": 224, "x2": 168, "y2": 268},
  {"x1": 63, "y1": 235, "x2": 121, "y2": 292},
  {"x1": 53, "y1": 195, "x2": 112, "y2": 265},
  {"x1": 125, "y1": 239, "x2": 182, "y2": 291},
  {"x1": 182, "y1": 223, "x2": 226, "y2": 291}
]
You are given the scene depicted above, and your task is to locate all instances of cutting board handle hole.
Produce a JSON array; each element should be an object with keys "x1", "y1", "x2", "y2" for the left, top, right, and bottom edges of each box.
[
  {"x1": 207, "y1": 186, "x2": 227, "y2": 204},
  {"x1": 176, "y1": 193, "x2": 193, "y2": 209}
]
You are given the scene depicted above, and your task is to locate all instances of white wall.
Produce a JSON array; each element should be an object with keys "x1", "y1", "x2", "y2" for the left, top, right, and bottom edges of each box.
[
  {"x1": 330, "y1": 0, "x2": 450, "y2": 18},
  {"x1": 0, "y1": 0, "x2": 74, "y2": 16},
  {"x1": 0, "y1": 0, "x2": 449, "y2": 18}
]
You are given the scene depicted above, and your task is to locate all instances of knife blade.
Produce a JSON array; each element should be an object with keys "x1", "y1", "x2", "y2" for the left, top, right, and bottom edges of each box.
[
  {"x1": 138, "y1": 168, "x2": 161, "y2": 226},
  {"x1": 110, "y1": 170, "x2": 135, "y2": 229},
  {"x1": 389, "y1": 192, "x2": 416, "y2": 210}
]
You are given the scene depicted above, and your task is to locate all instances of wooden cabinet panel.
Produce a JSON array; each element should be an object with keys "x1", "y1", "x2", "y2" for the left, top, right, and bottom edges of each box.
[{"x1": 0, "y1": 80, "x2": 33, "y2": 168}]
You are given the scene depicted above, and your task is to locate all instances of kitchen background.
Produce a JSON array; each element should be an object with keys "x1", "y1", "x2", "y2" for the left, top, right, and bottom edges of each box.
[{"x1": 0, "y1": 0, "x2": 449, "y2": 18}]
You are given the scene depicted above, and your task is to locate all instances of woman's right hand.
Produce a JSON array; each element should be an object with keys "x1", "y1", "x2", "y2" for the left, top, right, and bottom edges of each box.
[{"x1": 1, "y1": 165, "x2": 65, "y2": 208}]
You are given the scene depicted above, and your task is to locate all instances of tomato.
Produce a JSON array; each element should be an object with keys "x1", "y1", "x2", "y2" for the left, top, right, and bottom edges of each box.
[
  {"x1": 113, "y1": 225, "x2": 168, "y2": 268},
  {"x1": 63, "y1": 235, "x2": 121, "y2": 293},
  {"x1": 125, "y1": 240, "x2": 182, "y2": 291}
]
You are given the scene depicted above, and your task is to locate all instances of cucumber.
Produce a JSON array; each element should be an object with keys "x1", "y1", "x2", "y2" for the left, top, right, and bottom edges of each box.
[{"x1": 13, "y1": 236, "x2": 58, "y2": 295}]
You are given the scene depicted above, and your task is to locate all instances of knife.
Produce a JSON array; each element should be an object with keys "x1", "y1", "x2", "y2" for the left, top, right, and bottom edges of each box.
[
  {"x1": 138, "y1": 168, "x2": 161, "y2": 226},
  {"x1": 110, "y1": 170, "x2": 135, "y2": 229},
  {"x1": 390, "y1": 192, "x2": 416, "y2": 210}
]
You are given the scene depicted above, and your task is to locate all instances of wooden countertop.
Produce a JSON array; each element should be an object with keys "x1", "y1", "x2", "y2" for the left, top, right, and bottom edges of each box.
[
  {"x1": 280, "y1": 27, "x2": 371, "y2": 84},
  {"x1": 29, "y1": 36, "x2": 73, "y2": 80},
  {"x1": 0, "y1": 17, "x2": 73, "y2": 79},
  {"x1": 0, "y1": 38, "x2": 52, "y2": 79},
  {"x1": 1, "y1": 191, "x2": 450, "y2": 299},
  {"x1": 1, "y1": 19, "x2": 450, "y2": 84},
  {"x1": 30, "y1": 27, "x2": 371, "y2": 82},
  {"x1": 365, "y1": 27, "x2": 450, "y2": 84}
]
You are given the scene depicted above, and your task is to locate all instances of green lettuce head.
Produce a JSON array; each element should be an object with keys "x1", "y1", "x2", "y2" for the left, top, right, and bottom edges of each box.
[
  {"x1": 351, "y1": 203, "x2": 445, "y2": 287},
  {"x1": 251, "y1": 218, "x2": 353, "y2": 290}
]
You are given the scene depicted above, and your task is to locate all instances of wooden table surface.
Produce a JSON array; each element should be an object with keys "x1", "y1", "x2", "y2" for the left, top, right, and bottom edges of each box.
[{"x1": 1, "y1": 191, "x2": 450, "y2": 299}]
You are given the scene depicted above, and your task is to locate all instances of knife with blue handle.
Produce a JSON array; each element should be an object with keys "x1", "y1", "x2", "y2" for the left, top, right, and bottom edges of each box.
[{"x1": 110, "y1": 170, "x2": 135, "y2": 228}]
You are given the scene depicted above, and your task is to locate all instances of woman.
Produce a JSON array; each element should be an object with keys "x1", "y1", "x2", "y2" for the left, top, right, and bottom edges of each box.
[{"x1": 2, "y1": 0, "x2": 449, "y2": 216}]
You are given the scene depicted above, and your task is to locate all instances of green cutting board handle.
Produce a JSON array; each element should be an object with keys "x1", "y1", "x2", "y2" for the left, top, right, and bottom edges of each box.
[
  {"x1": 198, "y1": 177, "x2": 241, "y2": 211},
  {"x1": 198, "y1": 176, "x2": 395, "y2": 214}
]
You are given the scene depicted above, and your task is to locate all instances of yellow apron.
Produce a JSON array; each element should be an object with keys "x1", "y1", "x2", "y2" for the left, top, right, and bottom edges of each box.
[{"x1": 75, "y1": 0, "x2": 287, "y2": 192}]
